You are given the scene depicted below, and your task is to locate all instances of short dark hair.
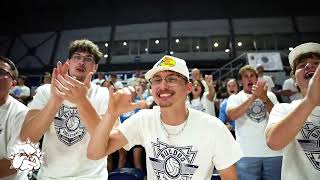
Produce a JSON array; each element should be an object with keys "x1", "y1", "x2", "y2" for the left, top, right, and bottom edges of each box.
[
  {"x1": 68, "y1": 39, "x2": 103, "y2": 64},
  {"x1": 0, "y1": 56, "x2": 18, "y2": 80}
]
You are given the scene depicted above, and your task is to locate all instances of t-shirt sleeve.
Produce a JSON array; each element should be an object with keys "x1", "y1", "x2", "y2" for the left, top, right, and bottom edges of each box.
[
  {"x1": 96, "y1": 87, "x2": 109, "y2": 116},
  {"x1": 7, "y1": 106, "x2": 28, "y2": 156},
  {"x1": 266, "y1": 103, "x2": 288, "y2": 133},
  {"x1": 267, "y1": 92, "x2": 279, "y2": 105},
  {"x1": 226, "y1": 94, "x2": 238, "y2": 114},
  {"x1": 211, "y1": 120, "x2": 243, "y2": 170},
  {"x1": 28, "y1": 84, "x2": 50, "y2": 110},
  {"x1": 116, "y1": 111, "x2": 143, "y2": 151},
  {"x1": 218, "y1": 100, "x2": 227, "y2": 123}
]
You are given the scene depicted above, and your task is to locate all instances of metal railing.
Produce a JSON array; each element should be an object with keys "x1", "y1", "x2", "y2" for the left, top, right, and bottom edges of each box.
[{"x1": 213, "y1": 53, "x2": 247, "y2": 81}]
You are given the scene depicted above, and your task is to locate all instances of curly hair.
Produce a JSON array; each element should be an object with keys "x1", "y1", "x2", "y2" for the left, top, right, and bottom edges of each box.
[
  {"x1": 68, "y1": 39, "x2": 103, "y2": 64},
  {"x1": 0, "y1": 56, "x2": 18, "y2": 80}
]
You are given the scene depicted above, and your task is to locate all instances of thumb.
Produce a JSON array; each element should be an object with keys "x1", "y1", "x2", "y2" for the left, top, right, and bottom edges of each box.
[
  {"x1": 51, "y1": 68, "x2": 57, "y2": 84},
  {"x1": 61, "y1": 60, "x2": 69, "y2": 75},
  {"x1": 84, "y1": 72, "x2": 94, "y2": 86},
  {"x1": 108, "y1": 85, "x2": 115, "y2": 97},
  {"x1": 131, "y1": 101, "x2": 143, "y2": 110}
]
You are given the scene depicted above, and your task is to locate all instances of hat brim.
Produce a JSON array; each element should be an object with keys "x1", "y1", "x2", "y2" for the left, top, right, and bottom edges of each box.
[
  {"x1": 289, "y1": 42, "x2": 320, "y2": 68},
  {"x1": 145, "y1": 66, "x2": 187, "y2": 80}
]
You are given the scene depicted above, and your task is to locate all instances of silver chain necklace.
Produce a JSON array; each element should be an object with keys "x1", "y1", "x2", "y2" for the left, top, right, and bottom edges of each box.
[{"x1": 160, "y1": 110, "x2": 189, "y2": 139}]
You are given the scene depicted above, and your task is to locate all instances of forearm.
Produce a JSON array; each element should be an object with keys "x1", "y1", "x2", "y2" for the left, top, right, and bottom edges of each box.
[
  {"x1": 87, "y1": 112, "x2": 118, "y2": 160},
  {"x1": 20, "y1": 99, "x2": 61, "y2": 142},
  {"x1": 228, "y1": 97, "x2": 254, "y2": 120},
  {"x1": 207, "y1": 85, "x2": 216, "y2": 101},
  {"x1": 0, "y1": 158, "x2": 16, "y2": 178},
  {"x1": 219, "y1": 164, "x2": 238, "y2": 180},
  {"x1": 267, "y1": 98, "x2": 314, "y2": 150},
  {"x1": 76, "y1": 97, "x2": 102, "y2": 135}
]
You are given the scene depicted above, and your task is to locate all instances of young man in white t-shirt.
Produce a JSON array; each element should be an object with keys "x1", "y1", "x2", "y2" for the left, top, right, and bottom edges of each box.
[
  {"x1": 226, "y1": 65, "x2": 282, "y2": 180},
  {"x1": 0, "y1": 56, "x2": 28, "y2": 180},
  {"x1": 88, "y1": 55, "x2": 243, "y2": 180},
  {"x1": 19, "y1": 39, "x2": 110, "y2": 179},
  {"x1": 266, "y1": 42, "x2": 320, "y2": 180}
]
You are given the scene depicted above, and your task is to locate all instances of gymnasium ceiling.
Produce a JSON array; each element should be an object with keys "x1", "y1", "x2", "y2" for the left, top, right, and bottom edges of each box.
[{"x1": 2, "y1": 0, "x2": 319, "y2": 35}]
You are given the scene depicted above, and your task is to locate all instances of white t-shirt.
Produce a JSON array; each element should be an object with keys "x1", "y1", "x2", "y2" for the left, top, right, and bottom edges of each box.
[
  {"x1": 186, "y1": 91, "x2": 216, "y2": 116},
  {"x1": 117, "y1": 107, "x2": 243, "y2": 180},
  {"x1": 91, "y1": 78, "x2": 105, "y2": 86},
  {"x1": 113, "y1": 81, "x2": 124, "y2": 89},
  {"x1": 258, "y1": 75, "x2": 275, "y2": 91},
  {"x1": 227, "y1": 90, "x2": 282, "y2": 157},
  {"x1": 266, "y1": 100, "x2": 320, "y2": 180},
  {"x1": 0, "y1": 96, "x2": 28, "y2": 180},
  {"x1": 28, "y1": 83, "x2": 109, "y2": 180},
  {"x1": 10, "y1": 85, "x2": 31, "y2": 97},
  {"x1": 282, "y1": 78, "x2": 302, "y2": 102}
]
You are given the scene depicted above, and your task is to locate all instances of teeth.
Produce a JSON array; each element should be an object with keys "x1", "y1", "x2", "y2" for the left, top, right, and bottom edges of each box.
[
  {"x1": 159, "y1": 93, "x2": 171, "y2": 97},
  {"x1": 305, "y1": 72, "x2": 314, "y2": 79}
]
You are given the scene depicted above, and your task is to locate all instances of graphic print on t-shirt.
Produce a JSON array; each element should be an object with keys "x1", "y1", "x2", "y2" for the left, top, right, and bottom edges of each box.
[
  {"x1": 54, "y1": 104, "x2": 87, "y2": 146},
  {"x1": 298, "y1": 121, "x2": 320, "y2": 171},
  {"x1": 149, "y1": 138, "x2": 199, "y2": 179},
  {"x1": 246, "y1": 100, "x2": 266, "y2": 123},
  {"x1": 189, "y1": 100, "x2": 205, "y2": 112}
]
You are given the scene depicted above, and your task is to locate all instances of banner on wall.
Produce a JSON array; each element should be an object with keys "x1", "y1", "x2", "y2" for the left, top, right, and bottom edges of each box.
[{"x1": 247, "y1": 52, "x2": 283, "y2": 71}]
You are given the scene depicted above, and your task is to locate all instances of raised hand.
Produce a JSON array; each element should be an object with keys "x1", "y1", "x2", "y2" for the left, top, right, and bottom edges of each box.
[
  {"x1": 204, "y1": 74, "x2": 214, "y2": 87},
  {"x1": 53, "y1": 71, "x2": 93, "y2": 105},
  {"x1": 50, "y1": 61, "x2": 69, "y2": 104},
  {"x1": 107, "y1": 86, "x2": 142, "y2": 117},
  {"x1": 306, "y1": 64, "x2": 320, "y2": 107},
  {"x1": 56, "y1": 60, "x2": 69, "y2": 77},
  {"x1": 252, "y1": 80, "x2": 268, "y2": 101}
]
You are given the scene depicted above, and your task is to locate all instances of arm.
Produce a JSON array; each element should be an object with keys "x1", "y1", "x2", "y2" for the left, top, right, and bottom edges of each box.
[
  {"x1": 20, "y1": 99, "x2": 61, "y2": 142},
  {"x1": 20, "y1": 68, "x2": 66, "y2": 142},
  {"x1": 87, "y1": 87, "x2": 142, "y2": 160},
  {"x1": 227, "y1": 96, "x2": 255, "y2": 120},
  {"x1": 205, "y1": 75, "x2": 216, "y2": 101},
  {"x1": 266, "y1": 99, "x2": 314, "y2": 150},
  {"x1": 0, "y1": 159, "x2": 16, "y2": 178},
  {"x1": 219, "y1": 164, "x2": 238, "y2": 180},
  {"x1": 254, "y1": 81, "x2": 274, "y2": 113},
  {"x1": 267, "y1": 64, "x2": 320, "y2": 150},
  {"x1": 54, "y1": 69, "x2": 102, "y2": 135},
  {"x1": 87, "y1": 113, "x2": 128, "y2": 159}
]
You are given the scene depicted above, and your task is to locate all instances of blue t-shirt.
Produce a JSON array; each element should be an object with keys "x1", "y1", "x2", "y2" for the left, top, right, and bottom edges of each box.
[
  {"x1": 218, "y1": 98, "x2": 235, "y2": 128},
  {"x1": 119, "y1": 99, "x2": 141, "y2": 123}
]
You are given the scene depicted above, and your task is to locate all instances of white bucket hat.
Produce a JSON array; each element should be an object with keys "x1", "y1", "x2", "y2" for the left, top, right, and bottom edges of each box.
[{"x1": 289, "y1": 42, "x2": 320, "y2": 69}]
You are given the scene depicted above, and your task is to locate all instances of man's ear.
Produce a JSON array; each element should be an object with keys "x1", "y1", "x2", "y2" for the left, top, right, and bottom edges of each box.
[
  {"x1": 11, "y1": 80, "x2": 17, "y2": 87},
  {"x1": 94, "y1": 64, "x2": 98, "y2": 73},
  {"x1": 186, "y1": 82, "x2": 193, "y2": 94}
]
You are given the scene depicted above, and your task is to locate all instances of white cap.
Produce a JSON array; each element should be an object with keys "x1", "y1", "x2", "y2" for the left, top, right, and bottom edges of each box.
[
  {"x1": 289, "y1": 42, "x2": 320, "y2": 69},
  {"x1": 145, "y1": 55, "x2": 189, "y2": 80}
]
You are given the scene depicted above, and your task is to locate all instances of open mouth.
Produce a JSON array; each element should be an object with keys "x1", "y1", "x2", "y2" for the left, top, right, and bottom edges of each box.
[
  {"x1": 248, "y1": 82, "x2": 253, "y2": 87},
  {"x1": 305, "y1": 72, "x2": 315, "y2": 79},
  {"x1": 76, "y1": 67, "x2": 86, "y2": 72}
]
